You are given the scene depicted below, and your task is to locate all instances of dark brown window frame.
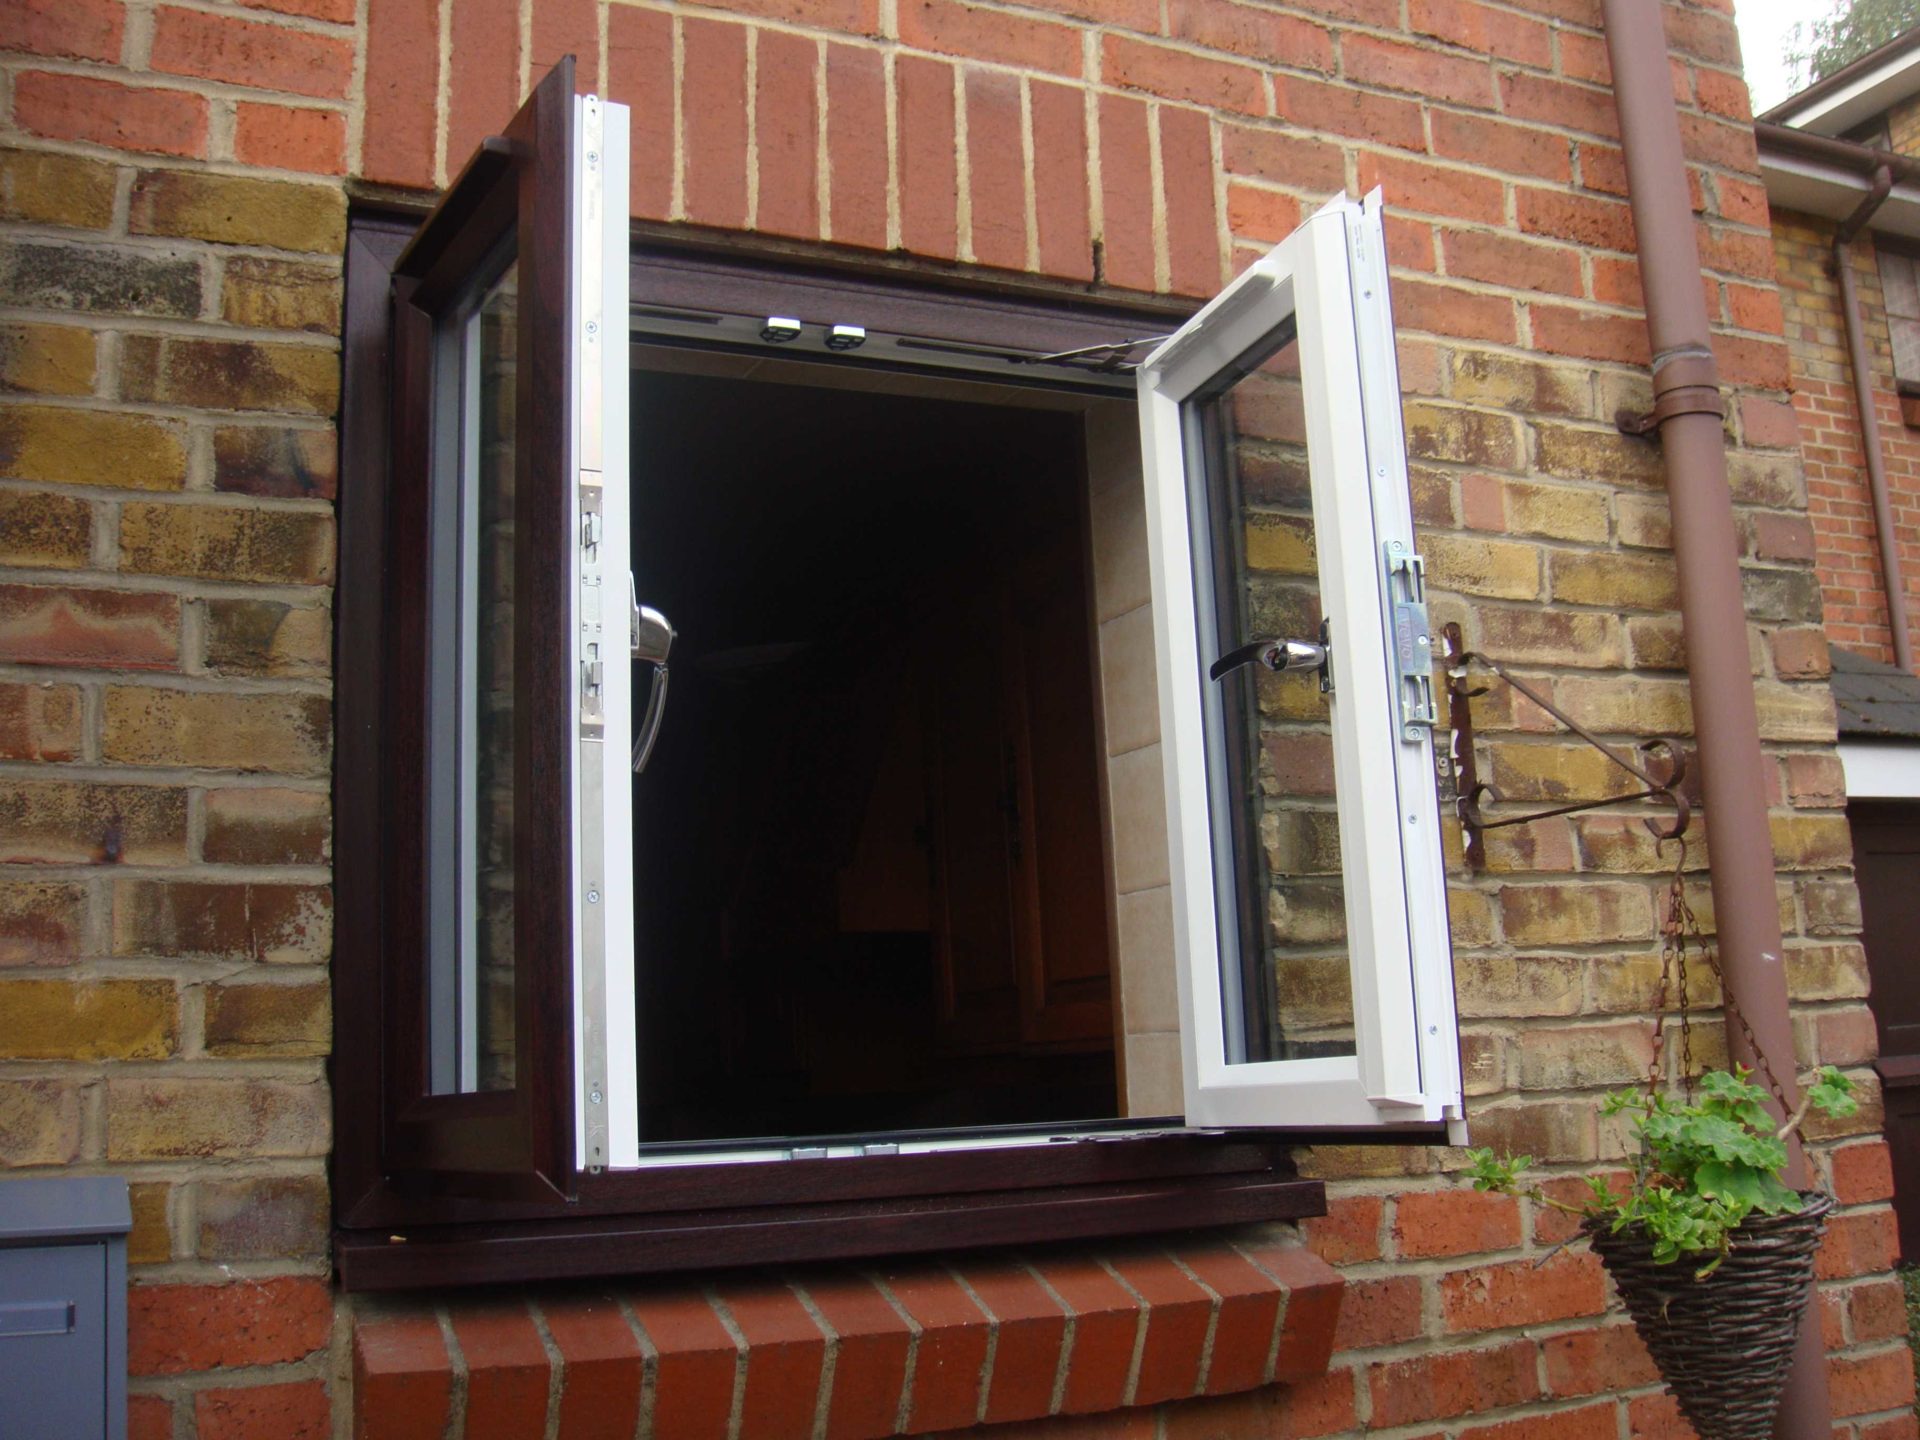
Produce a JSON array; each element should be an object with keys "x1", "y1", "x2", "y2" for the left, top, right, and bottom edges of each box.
[{"x1": 334, "y1": 188, "x2": 1335, "y2": 1292}]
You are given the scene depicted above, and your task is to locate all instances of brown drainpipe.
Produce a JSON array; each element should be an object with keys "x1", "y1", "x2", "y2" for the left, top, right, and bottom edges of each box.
[
  {"x1": 1831, "y1": 169, "x2": 1915, "y2": 671},
  {"x1": 1602, "y1": 4, "x2": 1832, "y2": 1435}
]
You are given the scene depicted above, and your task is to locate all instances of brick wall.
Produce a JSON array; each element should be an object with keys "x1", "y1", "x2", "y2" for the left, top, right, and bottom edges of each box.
[
  {"x1": 1774, "y1": 208, "x2": 1920, "y2": 668},
  {"x1": 0, "y1": 0, "x2": 1911, "y2": 1435}
]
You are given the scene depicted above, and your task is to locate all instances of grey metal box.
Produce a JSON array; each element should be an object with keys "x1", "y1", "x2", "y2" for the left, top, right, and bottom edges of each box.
[{"x1": 0, "y1": 1177, "x2": 130, "y2": 1440}]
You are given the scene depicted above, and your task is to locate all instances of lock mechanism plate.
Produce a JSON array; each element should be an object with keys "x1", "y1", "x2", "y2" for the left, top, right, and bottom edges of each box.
[{"x1": 1385, "y1": 540, "x2": 1436, "y2": 742}]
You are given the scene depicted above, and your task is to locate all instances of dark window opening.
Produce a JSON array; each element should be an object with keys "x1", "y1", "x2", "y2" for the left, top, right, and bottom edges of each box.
[{"x1": 630, "y1": 359, "x2": 1119, "y2": 1145}]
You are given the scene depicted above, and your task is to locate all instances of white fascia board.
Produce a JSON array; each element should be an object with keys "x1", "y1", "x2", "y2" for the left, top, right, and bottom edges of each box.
[
  {"x1": 1757, "y1": 151, "x2": 1920, "y2": 240},
  {"x1": 1840, "y1": 741, "x2": 1920, "y2": 799},
  {"x1": 1774, "y1": 48, "x2": 1920, "y2": 137}
]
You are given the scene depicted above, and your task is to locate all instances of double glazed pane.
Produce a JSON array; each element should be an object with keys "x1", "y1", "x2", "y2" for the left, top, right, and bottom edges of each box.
[
  {"x1": 428, "y1": 254, "x2": 520, "y2": 1095},
  {"x1": 1190, "y1": 331, "x2": 1354, "y2": 1066}
]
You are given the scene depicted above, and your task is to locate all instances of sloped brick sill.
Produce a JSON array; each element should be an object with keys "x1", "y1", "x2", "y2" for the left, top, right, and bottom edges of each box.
[{"x1": 349, "y1": 1225, "x2": 1342, "y2": 1440}]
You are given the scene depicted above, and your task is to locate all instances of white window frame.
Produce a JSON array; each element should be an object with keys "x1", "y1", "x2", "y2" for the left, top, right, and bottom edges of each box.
[{"x1": 1136, "y1": 192, "x2": 1463, "y2": 1135}]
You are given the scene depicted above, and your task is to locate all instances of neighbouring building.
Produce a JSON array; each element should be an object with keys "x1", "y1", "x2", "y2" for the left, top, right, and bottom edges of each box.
[{"x1": 0, "y1": 0, "x2": 1914, "y2": 1436}]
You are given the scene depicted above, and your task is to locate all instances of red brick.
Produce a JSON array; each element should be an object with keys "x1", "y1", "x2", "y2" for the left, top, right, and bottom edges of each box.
[
  {"x1": 1531, "y1": 303, "x2": 1651, "y2": 366},
  {"x1": 1500, "y1": 71, "x2": 1618, "y2": 138},
  {"x1": 1713, "y1": 332, "x2": 1791, "y2": 390},
  {"x1": 1461, "y1": 1401, "x2": 1620, "y2": 1440},
  {"x1": 1387, "y1": 215, "x2": 1437, "y2": 272},
  {"x1": 1392, "y1": 1188, "x2": 1522, "y2": 1259},
  {"x1": 1107, "y1": 1252, "x2": 1211, "y2": 1405},
  {"x1": 1167, "y1": 0, "x2": 1334, "y2": 70},
  {"x1": 879, "y1": 1266, "x2": 990, "y2": 1432},
  {"x1": 232, "y1": 103, "x2": 346, "y2": 174},
  {"x1": 684, "y1": 18, "x2": 750, "y2": 230},
  {"x1": 1752, "y1": 511, "x2": 1817, "y2": 563},
  {"x1": 1832, "y1": 1142, "x2": 1897, "y2": 1205},
  {"x1": 362, "y1": 0, "x2": 438, "y2": 186},
  {"x1": 1161, "y1": 105, "x2": 1221, "y2": 298},
  {"x1": 196, "y1": 1380, "x2": 328, "y2": 1440},
  {"x1": 1541, "y1": 1322, "x2": 1658, "y2": 1397},
  {"x1": 1031, "y1": 1252, "x2": 1141, "y2": 1416},
  {"x1": 607, "y1": 6, "x2": 674, "y2": 223},
  {"x1": 530, "y1": 0, "x2": 597, "y2": 88},
  {"x1": 1410, "y1": 0, "x2": 1550, "y2": 65},
  {"x1": 129, "y1": 1277, "x2": 330, "y2": 1375},
  {"x1": 1392, "y1": 276, "x2": 1517, "y2": 343},
  {"x1": 1430, "y1": 110, "x2": 1571, "y2": 183},
  {"x1": 13, "y1": 72, "x2": 208, "y2": 158},
  {"x1": 756, "y1": 28, "x2": 820, "y2": 241},
  {"x1": 1274, "y1": 73, "x2": 1423, "y2": 150},
  {"x1": 540, "y1": 1297, "x2": 643, "y2": 1440},
  {"x1": 0, "y1": 586, "x2": 178, "y2": 670},
  {"x1": 1516, "y1": 187, "x2": 1636, "y2": 251},
  {"x1": 1357, "y1": 153, "x2": 1504, "y2": 224},
  {"x1": 1441, "y1": 1252, "x2": 1608, "y2": 1333},
  {"x1": 446, "y1": 0, "x2": 518, "y2": 177},
  {"x1": 450, "y1": 1303, "x2": 550, "y2": 1440},
  {"x1": 1348, "y1": 33, "x2": 1493, "y2": 107},
  {"x1": 961, "y1": 1261, "x2": 1067, "y2": 1423},
  {"x1": 1850, "y1": 1278, "x2": 1913, "y2": 1344},
  {"x1": 1104, "y1": 33, "x2": 1265, "y2": 115},
  {"x1": 1237, "y1": 1243, "x2": 1342, "y2": 1383},
  {"x1": 128, "y1": 1394, "x2": 172, "y2": 1440},
  {"x1": 1368, "y1": 1339, "x2": 1539, "y2": 1427},
  {"x1": 1726, "y1": 280, "x2": 1784, "y2": 335},
  {"x1": 1588, "y1": 255, "x2": 1642, "y2": 308},
  {"x1": 1228, "y1": 184, "x2": 1305, "y2": 244},
  {"x1": 1818, "y1": 1209, "x2": 1901, "y2": 1281},
  {"x1": 1442, "y1": 231, "x2": 1581, "y2": 298},
  {"x1": 1098, "y1": 92, "x2": 1155, "y2": 291},
  {"x1": 1301, "y1": 1194, "x2": 1382, "y2": 1264},
  {"x1": 797, "y1": 1273, "x2": 912, "y2": 1440},
  {"x1": 1032, "y1": 80, "x2": 1092, "y2": 281},
  {"x1": 713, "y1": 1281, "x2": 826, "y2": 1440},
  {"x1": 703, "y1": 0, "x2": 880, "y2": 27},
  {"x1": 1862, "y1": 1419, "x2": 1920, "y2": 1440},
  {"x1": 1623, "y1": 1389, "x2": 1692, "y2": 1440},
  {"x1": 1831, "y1": 1348, "x2": 1918, "y2": 1418},
  {"x1": 901, "y1": 0, "x2": 1081, "y2": 76},
  {"x1": 355, "y1": 1312, "x2": 452, "y2": 1440},
  {"x1": 0, "y1": 0, "x2": 123, "y2": 62},
  {"x1": 627, "y1": 1290, "x2": 738, "y2": 1440},
  {"x1": 967, "y1": 69, "x2": 1027, "y2": 271},
  {"x1": 150, "y1": 7, "x2": 353, "y2": 99},
  {"x1": 827, "y1": 43, "x2": 888, "y2": 251},
  {"x1": 1221, "y1": 124, "x2": 1345, "y2": 195},
  {"x1": 897, "y1": 54, "x2": 959, "y2": 261},
  {"x1": 1177, "y1": 1247, "x2": 1282, "y2": 1395},
  {"x1": 238, "y1": 0, "x2": 354, "y2": 22}
]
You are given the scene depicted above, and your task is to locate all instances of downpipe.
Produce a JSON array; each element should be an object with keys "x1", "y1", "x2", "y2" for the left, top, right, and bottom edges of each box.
[{"x1": 1602, "y1": 2, "x2": 1833, "y2": 1434}]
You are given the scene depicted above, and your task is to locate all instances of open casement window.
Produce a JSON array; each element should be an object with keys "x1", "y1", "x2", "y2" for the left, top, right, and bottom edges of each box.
[
  {"x1": 376, "y1": 56, "x2": 634, "y2": 1195},
  {"x1": 1136, "y1": 193, "x2": 1464, "y2": 1137}
]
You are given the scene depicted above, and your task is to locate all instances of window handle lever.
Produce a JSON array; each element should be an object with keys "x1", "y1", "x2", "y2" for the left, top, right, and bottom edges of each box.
[
  {"x1": 630, "y1": 586, "x2": 675, "y2": 774},
  {"x1": 1210, "y1": 636, "x2": 1327, "y2": 682}
]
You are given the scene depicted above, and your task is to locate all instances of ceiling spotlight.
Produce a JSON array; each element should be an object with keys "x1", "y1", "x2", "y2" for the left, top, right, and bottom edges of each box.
[
  {"x1": 825, "y1": 324, "x2": 867, "y2": 351},
  {"x1": 761, "y1": 316, "x2": 802, "y2": 343}
]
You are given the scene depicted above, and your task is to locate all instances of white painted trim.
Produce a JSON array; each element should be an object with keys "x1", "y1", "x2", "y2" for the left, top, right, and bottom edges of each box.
[
  {"x1": 1841, "y1": 740, "x2": 1920, "y2": 799},
  {"x1": 1770, "y1": 45, "x2": 1920, "y2": 138}
]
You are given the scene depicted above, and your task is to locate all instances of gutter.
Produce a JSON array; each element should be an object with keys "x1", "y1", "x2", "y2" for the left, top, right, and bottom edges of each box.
[{"x1": 1603, "y1": 6, "x2": 1834, "y2": 1435}]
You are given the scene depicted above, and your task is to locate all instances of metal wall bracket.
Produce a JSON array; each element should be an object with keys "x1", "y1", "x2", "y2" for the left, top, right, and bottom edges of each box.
[{"x1": 1442, "y1": 621, "x2": 1691, "y2": 869}]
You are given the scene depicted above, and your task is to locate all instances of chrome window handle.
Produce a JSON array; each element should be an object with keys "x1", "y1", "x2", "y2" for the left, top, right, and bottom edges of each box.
[{"x1": 630, "y1": 585, "x2": 674, "y2": 774}]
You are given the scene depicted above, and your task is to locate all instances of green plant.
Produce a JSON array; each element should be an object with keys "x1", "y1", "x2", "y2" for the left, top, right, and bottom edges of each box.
[{"x1": 1466, "y1": 1065, "x2": 1858, "y2": 1276}]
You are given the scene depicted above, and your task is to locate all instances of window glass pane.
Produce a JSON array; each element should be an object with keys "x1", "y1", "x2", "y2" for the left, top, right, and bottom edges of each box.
[
  {"x1": 429, "y1": 255, "x2": 519, "y2": 1095},
  {"x1": 1189, "y1": 328, "x2": 1356, "y2": 1065}
]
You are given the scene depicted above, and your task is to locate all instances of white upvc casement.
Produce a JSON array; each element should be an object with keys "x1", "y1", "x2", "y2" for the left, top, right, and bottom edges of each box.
[
  {"x1": 1136, "y1": 191, "x2": 1465, "y2": 1138},
  {"x1": 570, "y1": 93, "x2": 640, "y2": 1171}
]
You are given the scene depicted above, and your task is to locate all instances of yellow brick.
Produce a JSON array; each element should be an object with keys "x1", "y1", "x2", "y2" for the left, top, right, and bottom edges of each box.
[
  {"x1": 0, "y1": 780, "x2": 189, "y2": 866},
  {"x1": 1549, "y1": 550, "x2": 1679, "y2": 610},
  {"x1": 0, "y1": 1078, "x2": 84, "y2": 1165},
  {"x1": 0, "y1": 879, "x2": 86, "y2": 966},
  {"x1": 1785, "y1": 942, "x2": 1870, "y2": 1001},
  {"x1": 119, "y1": 503, "x2": 334, "y2": 585},
  {"x1": 1551, "y1": 676, "x2": 1694, "y2": 735},
  {"x1": 0, "y1": 490, "x2": 92, "y2": 568},
  {"x1": 0, "y1": 979, "x2": 176, "y2": 1060},
  {"x1": 0, "y1": 151, "x2": 117, "y2": 230},
  {"x1": 1402, "y1": 401, "x2": 1520, "y2": 468},
  {"x1": 1245, "y1": 512, "x2": 1316, "y2": 575},
  {"x1": 1499, "y1": 480, "x2": 1611, "y2": 543},
  {"x1": 129, "y1": 170, "x2": 346, "y2": 254},
  {"x1": 105, "y1": 1077, "x2": 329, "y2": 1160},
  {"x1": 0, "y1": 323, "x2": 97, "y2": 397},
  {"x1": 121, "y1": 335, "x2": 337, "y2": 416},
  {"x1": 1423, "y1": 533, "x2": 1540, "y2": 600},
  {"x1": 0, "y1": 403, "x2": 185, "y2": 490},
  {"x1": 221, "y1": 256, "x2": 342, "y2": 336},
  {"x1": 1489, "y1": 741, "x2": 1644, "y2": 804},
  {"x1": 102, "y1": 687, "x2": 330, "y2": 774},
  {"x1": 1754, "y1": 680, "x2": 1838, "y2": 743},
  {"x1": 1533, "y1": 422, "x2": 1665, "y2": 488},
  {"x1": 1769, "y1": 813, "x2": 1854, "y2": 871},
  {"x1": 1455, "y1": 954, "x2": 1581, "y2": 1018},
  {"x1": 127, "y1": 1182, "x2": 172, "y2": 1265},
  {"x1": 1516, "y1": 1021, "x2": 1653, "y2": 1090},
  {"x1": 1448, "y1": 350, "x2": 1593, "y2": 418},
  {"x1": 1614, "y1": 494, "x2": 1671, "y2": 550},
  {"x1": 1500, "y1": 881, "x2": 1654, "y2": 945},
  {"x1": 204, "y1": 981, "x2": 330, "y2": 1057},
  {"x1": 1475, "y1": 606, "x2": 1625, "y2": 668}
]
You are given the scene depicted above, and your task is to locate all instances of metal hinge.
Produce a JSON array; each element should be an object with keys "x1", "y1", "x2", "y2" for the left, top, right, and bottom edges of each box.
[{"x1": 1385, "y1": 540, "x2": 1436, "y2": 741}]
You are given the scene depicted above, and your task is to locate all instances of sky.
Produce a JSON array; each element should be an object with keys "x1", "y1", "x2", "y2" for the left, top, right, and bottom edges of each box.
[{"x1": 1736, "y1": 0, "x2": 1840, "y2": 114}]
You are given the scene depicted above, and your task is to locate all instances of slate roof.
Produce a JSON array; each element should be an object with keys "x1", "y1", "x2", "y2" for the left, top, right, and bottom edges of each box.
[{"x1": 1831, "y1": 646, "x2": 1920, "y2": 739}]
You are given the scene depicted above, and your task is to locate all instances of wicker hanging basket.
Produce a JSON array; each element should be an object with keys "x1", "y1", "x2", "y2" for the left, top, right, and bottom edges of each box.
[{"x1": 1582, "y1": 1190, "x2": 1833, "y2": 1440}]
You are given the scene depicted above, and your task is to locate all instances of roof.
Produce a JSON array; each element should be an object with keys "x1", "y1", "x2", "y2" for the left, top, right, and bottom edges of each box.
[
  {"x1": 1831, "y1": 646, "x2": 1920, "y2": 738},
  {"x1": 1762, "y1": 26, "x2": 1920, "y2": 137}
]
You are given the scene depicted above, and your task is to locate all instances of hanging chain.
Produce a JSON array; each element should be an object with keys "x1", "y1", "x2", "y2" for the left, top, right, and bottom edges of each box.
[{"x1": 1644, "y1": 837, "x2": 1791, "y2": 1112}]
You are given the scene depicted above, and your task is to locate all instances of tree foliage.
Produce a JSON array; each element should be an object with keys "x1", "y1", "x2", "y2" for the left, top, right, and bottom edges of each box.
[{"x1": 1785, "y1": 0, "x2": 1920, "y2": 93}]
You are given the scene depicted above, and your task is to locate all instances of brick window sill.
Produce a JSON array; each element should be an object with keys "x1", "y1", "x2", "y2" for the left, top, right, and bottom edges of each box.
[{"x1": 350, "y1": 1225, "x2": 1342, "y2": 1440}]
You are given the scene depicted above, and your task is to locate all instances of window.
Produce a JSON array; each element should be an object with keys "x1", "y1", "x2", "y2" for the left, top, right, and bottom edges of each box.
[
  {"x1": 1876, "y1": 241, "x2": 1920, "y2": 401},
  {"x1": 333, "y1": 64, "x2": 1459, "y2": 1286}
]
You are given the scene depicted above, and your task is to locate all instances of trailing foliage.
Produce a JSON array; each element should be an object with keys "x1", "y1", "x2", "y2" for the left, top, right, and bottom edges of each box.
[
  {"x1": 1466, "y1": 1066, "x2": 1857, "y2": 1276},
  {"x1": 1786, "y1": 0, "x2": 1920, "y2": 92}
]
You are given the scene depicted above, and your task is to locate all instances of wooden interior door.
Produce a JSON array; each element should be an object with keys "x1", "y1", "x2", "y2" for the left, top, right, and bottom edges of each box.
[{"x1": 1852, "y1": 799, "x2": 1920, "y2": 1260}]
